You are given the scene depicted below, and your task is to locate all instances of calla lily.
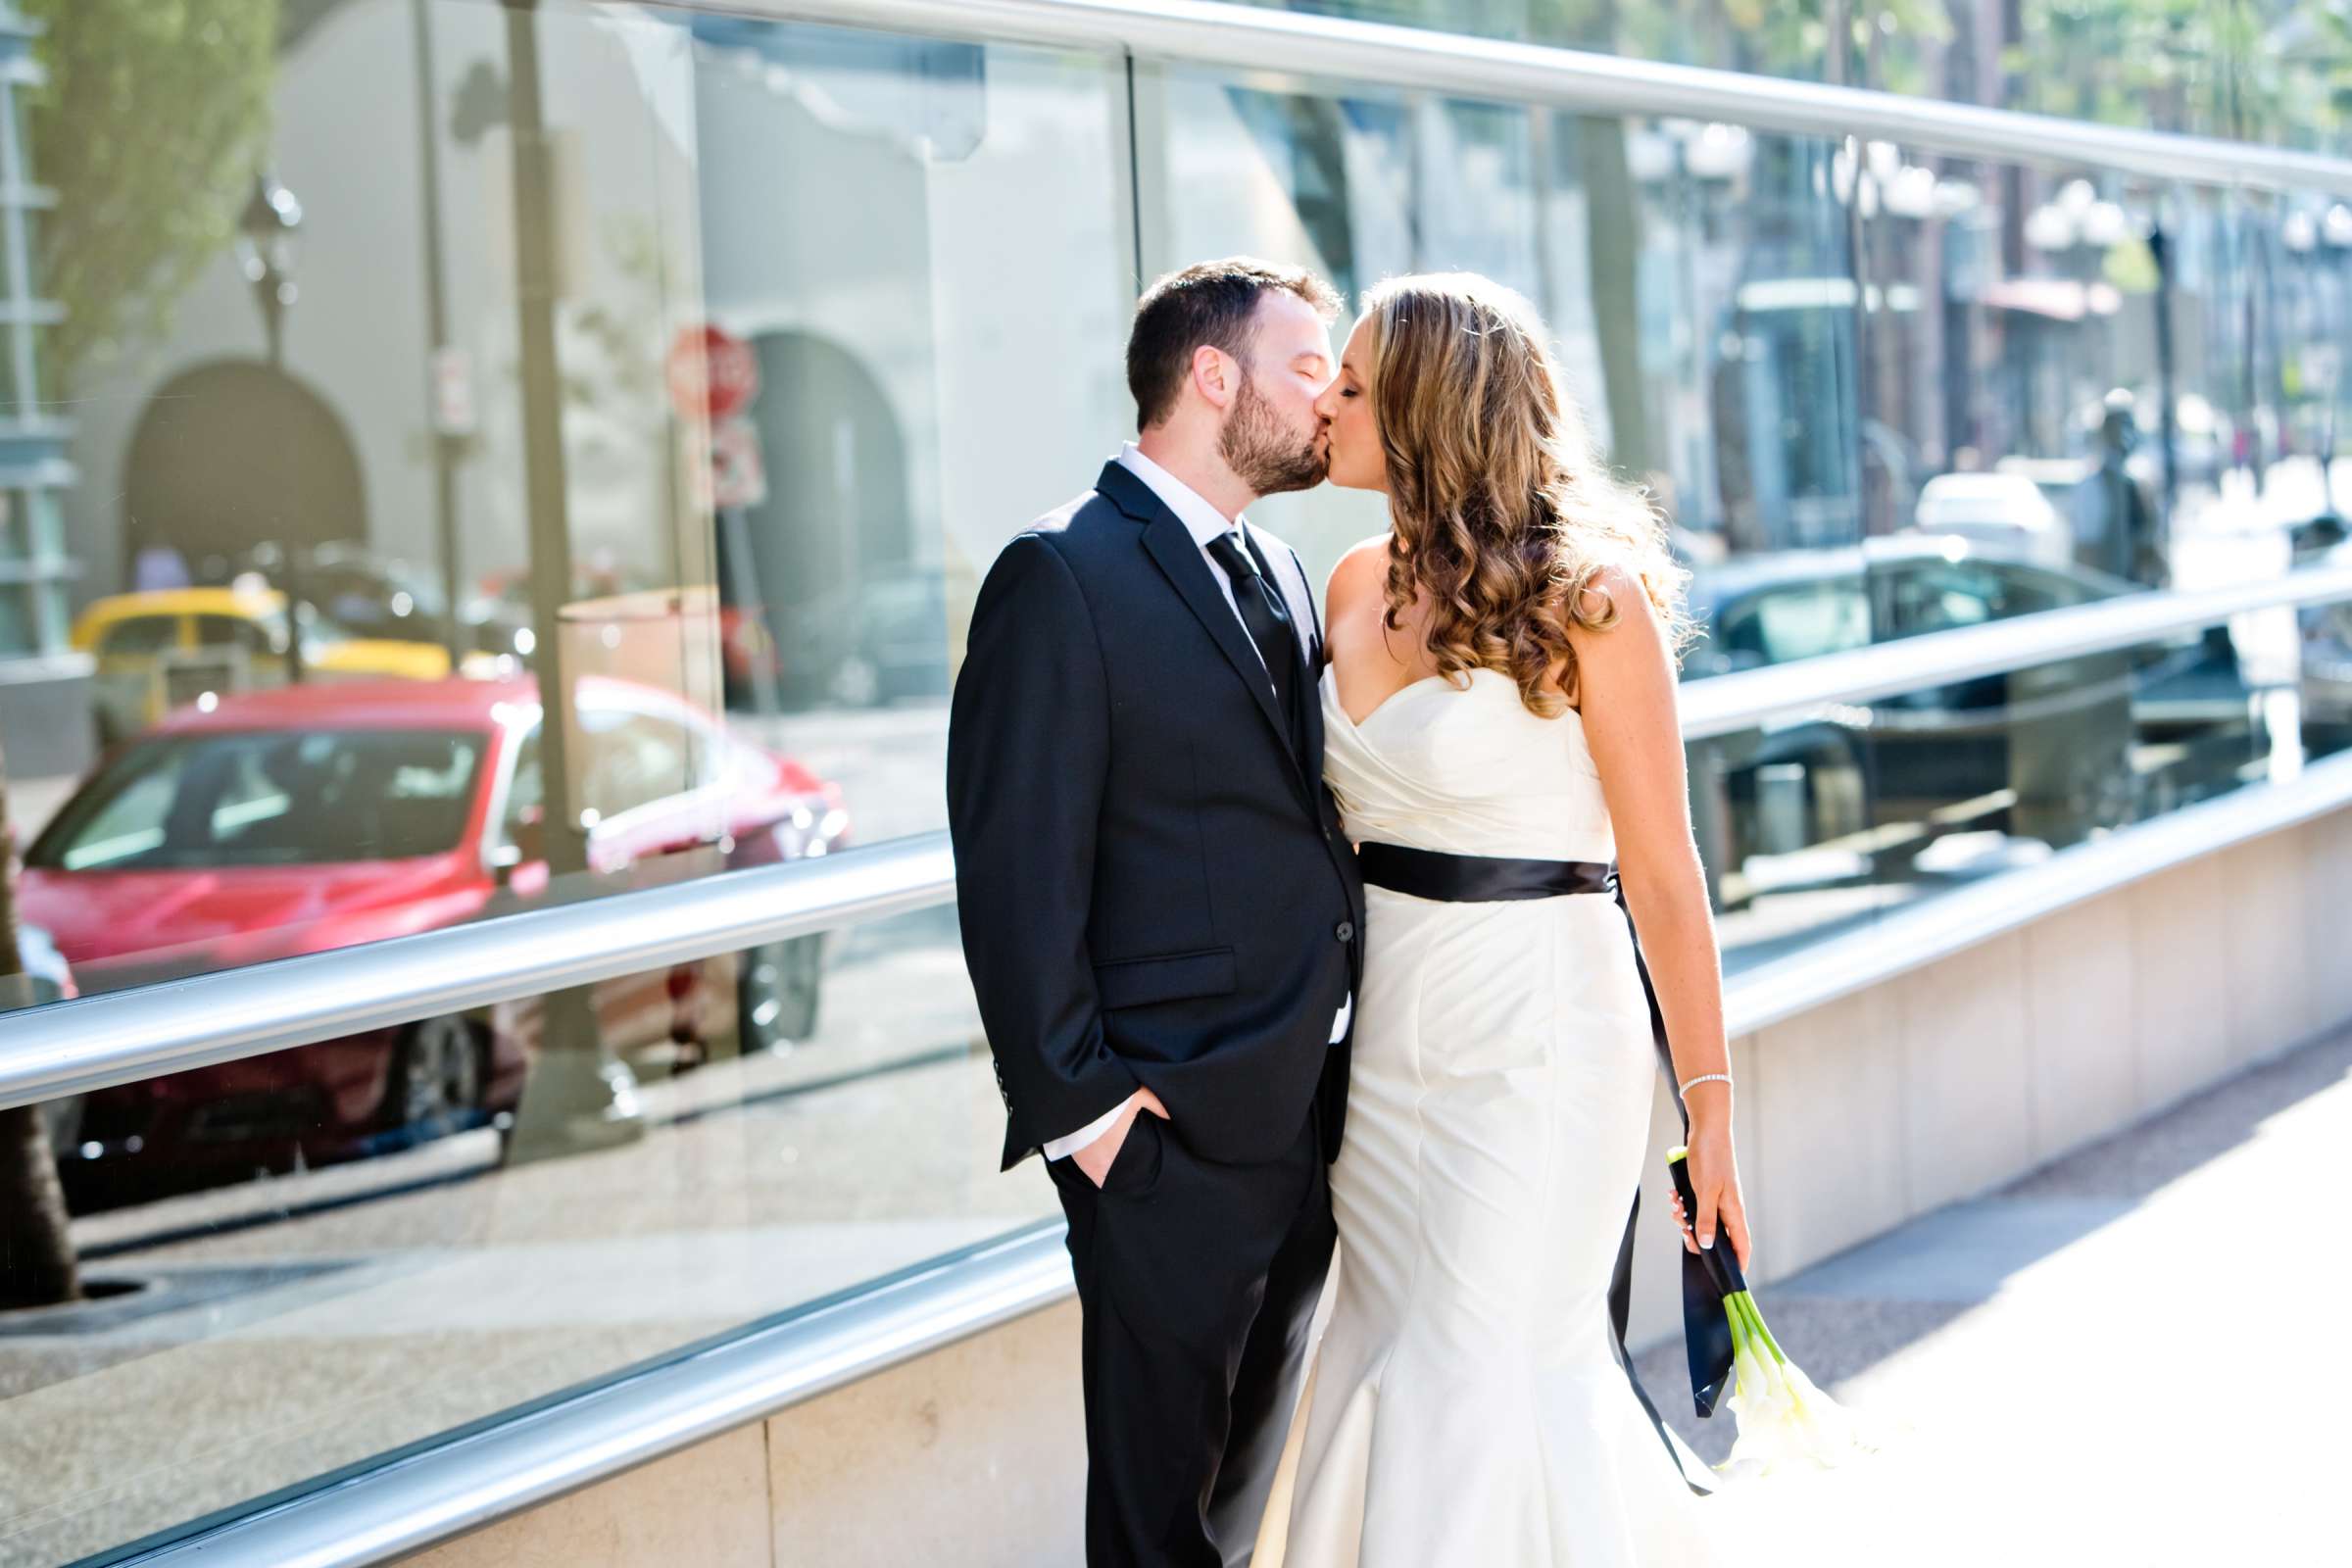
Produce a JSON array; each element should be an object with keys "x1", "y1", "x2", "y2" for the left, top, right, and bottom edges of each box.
[{"x1": 1669, "y1": 1147, "x2": 1880, "y2": 1478}]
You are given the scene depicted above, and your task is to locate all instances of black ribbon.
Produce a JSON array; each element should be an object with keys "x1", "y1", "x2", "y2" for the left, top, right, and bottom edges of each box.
[{"x1": 1355, "y1": 843, "x2": 1739, "y2": 1433}]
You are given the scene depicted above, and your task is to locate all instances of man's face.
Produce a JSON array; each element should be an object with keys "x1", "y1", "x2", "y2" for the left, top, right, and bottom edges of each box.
[{"x1": 1219, "y1": 291, "x2": 1335, "y2": 496}]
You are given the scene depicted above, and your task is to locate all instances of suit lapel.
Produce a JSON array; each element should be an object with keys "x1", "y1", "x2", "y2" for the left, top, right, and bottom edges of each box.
[{"x1": 1099, "y1": 462, "x2": 1299, "y2": 777}]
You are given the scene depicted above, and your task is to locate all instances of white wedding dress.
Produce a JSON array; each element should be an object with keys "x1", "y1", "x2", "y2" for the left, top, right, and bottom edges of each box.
[{"x1": 1258, "y1": 666, "x2": 1724, "y2": 1567}]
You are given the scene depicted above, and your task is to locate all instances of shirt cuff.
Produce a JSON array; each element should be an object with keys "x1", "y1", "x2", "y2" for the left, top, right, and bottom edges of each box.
[
  {"x1": 1042, "y1": 1091, "x2": 1142, "y2": 1161},
  {"x1": 1043, "y1": 1001, "x2": 1348, "y2": 1160}
]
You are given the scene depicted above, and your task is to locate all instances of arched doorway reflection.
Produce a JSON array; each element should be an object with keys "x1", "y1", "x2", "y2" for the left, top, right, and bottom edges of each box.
[
  {"x1": 122, "y1": 360, "x2": 367, "y2": 578},
  {"x1": 735, "y1": 330, "x2": 919, "y2": 708}
]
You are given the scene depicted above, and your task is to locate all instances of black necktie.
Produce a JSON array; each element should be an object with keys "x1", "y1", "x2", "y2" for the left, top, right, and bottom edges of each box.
[{"x1": 1204, "y1": 529, "x2": 1301, "y2": 721}]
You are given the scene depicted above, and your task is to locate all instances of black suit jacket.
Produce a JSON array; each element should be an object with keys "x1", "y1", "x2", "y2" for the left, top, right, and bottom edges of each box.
[{"x1": 948, "y1": 461, "x2": 1366, "y2": 1170}]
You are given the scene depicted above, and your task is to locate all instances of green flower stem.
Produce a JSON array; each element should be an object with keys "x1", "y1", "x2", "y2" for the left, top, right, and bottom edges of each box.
[
  {"x1": 1731, "y1": 1291, "x2": 1788, "y2": 1366},
  {"x1": 1726, "y1": 1293, "x2": 1759, "y2": 1363},
  {"x1": 1744, "y1": 1296, "x2": 1788, "y2": 1366}
]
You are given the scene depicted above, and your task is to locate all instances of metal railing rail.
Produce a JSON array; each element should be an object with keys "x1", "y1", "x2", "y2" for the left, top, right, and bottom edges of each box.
[
  {"x1": 0, "y1": 833, "x2": 955, "y2": 1113},
  {"x1": 1729, "y1": 746, "x2": 2352, "y2": 1034},
  {"x1": 100, "y1": 1225, "x2": 1075, "y2": 1568},
  {"x1": 715, "y1": 0, "x2": 2352, "y2": 197},
  {"x1": 1678, "y1": 564, "x2": 2352, "y2": 739},
  {"x1": 7, "y1": 565, "x2": 2351, "y2": 1114},
  {"x1": 105, "y1": 745, "x2": 2352, "y2": 1568}
]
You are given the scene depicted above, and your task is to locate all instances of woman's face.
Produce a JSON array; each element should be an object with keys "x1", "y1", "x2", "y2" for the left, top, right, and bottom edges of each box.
[{"x1": 1312, "y1": 314, "x2": 1387, "y2": 493}]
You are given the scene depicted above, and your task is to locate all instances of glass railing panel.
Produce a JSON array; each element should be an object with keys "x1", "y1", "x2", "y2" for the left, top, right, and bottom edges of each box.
[
  {"x1": 10, "y1": 0, "x2": 1128, "y2": 1004},
  {"x1": 0, "y1": 900, "x2": 1033, "y2": 1568},
  {"x1": 1211, "y1": 1, "x2": 2352, "y2": 159}
]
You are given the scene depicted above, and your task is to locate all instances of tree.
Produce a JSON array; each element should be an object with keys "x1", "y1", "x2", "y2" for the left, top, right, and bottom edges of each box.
[
  {"x1": 0, "y1": 736, "x2": 76, "y2": 1310},
  {"x1": 22, "y1": 0, "x2": 280, "y2": 384},
  {"x1": 2008, "y1": 0, "x2": 2352, "y2": 148}
]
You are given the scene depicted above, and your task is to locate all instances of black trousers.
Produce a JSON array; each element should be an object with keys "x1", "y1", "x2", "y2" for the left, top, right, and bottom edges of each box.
[{"x1": 1048, "y1": 1104, "x2": 1334, "y2": 1568}]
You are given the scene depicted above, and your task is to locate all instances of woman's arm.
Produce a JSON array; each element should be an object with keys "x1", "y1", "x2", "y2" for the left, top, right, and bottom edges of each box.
[{"x1": 1564, "y1": 564, "x2": 1751, "y2": 1269}]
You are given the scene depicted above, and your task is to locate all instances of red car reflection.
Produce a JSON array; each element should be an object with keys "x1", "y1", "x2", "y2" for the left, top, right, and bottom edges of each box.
[{"x1": 22, "y1": 675, "x2": 847, "y2": 1193}]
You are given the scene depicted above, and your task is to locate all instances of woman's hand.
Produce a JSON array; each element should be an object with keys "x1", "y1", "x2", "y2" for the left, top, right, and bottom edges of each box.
[{"x1": 1667, "y1": 1102, "x2": 1751, "y2": 1271}]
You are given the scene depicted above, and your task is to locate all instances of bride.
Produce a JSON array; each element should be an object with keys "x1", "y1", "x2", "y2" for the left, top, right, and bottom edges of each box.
[{"x1": 1259, "y1": 272, "x2": 1749, "y2": 1566}]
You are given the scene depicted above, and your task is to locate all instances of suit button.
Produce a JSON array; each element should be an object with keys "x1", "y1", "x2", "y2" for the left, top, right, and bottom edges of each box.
[{"x1": 1335, "y1": 921, "x2": 1355, "y2": 944}]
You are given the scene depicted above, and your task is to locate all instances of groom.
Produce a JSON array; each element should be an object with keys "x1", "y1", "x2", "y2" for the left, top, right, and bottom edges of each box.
[{"x1": 948, "y1": 258, "x2": 1365, "y2": 1567}]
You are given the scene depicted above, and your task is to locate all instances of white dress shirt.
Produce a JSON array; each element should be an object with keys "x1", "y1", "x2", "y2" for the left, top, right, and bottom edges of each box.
[{"x1": 1041, "y1": 445, "x2": 1354, "y2": 1161}]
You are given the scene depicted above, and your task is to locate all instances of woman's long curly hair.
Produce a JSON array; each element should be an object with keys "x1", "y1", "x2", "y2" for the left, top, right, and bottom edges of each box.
[{"x1": 1363, "y1": 272, "x2": 1691, "y2": 717}]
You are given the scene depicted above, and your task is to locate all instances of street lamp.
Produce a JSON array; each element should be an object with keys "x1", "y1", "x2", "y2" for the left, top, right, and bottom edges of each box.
[
  {"x1": 235, "y1": 172, "x2": 302, "y2": 368},
  {"x1": 1643, "y1": 120, "x2": 1748, "y2": 543},
  {"x1": 2285, "y1": 202, "x2": 2352, "y2": 538},
  {"x1": 236, "y1": 171, "x2": 308, "y2": 680}
]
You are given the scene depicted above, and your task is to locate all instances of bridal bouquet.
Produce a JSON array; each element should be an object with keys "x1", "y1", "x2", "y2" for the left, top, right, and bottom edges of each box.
[{"x1": 1667, "y1": 1147, "x2": 1879, "y2": 1478}]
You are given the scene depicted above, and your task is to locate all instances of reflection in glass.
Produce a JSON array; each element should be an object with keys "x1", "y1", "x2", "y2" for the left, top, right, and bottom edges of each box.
[
  {"x1": 34, "y1": 729, "x2": 487, "y2": 871},
  {"x1": 3, "y1": 0, "x2": 2349, "y2": 1560},
  {"x1": 3, "y1": 901, "x2": 1037, "y2": 1565},
  {"x1": 1703, "y1": 611, "x2": 2270, "y2": 971},
  {"x1": 1215, "y1": 1, "x2": 2352, "y2": 159},
  {"x1": 1139, "y1": 68, "x2": 1865, "y2": 596},
  {"x1": 1851, "y1": 156, "x2": 2352, "y2": 601},
  {"x1": 0, "y1": 5, "x2": 1126, "y2": 1553}
]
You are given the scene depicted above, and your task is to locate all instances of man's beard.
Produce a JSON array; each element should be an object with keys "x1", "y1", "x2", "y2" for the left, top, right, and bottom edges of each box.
[{"x1": 1221, "y1": 372, "x2": 1328, "y2": 495}]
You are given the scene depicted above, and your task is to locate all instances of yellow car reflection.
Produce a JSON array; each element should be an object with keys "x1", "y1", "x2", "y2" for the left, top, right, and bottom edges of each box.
[{"x1": 71, "y1": 586, "x2": 466, "y2": 744}]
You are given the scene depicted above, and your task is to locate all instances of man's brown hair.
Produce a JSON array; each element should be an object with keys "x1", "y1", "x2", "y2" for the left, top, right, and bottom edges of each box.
[{"x1": 1125, "y1": 258, "x2": 1343, "y2": 431}]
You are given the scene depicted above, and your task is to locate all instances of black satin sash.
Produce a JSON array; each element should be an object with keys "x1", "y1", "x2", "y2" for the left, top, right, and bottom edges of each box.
[{"x1": 1356, "y1": 842, "x2": 1737, "y2": 1480}]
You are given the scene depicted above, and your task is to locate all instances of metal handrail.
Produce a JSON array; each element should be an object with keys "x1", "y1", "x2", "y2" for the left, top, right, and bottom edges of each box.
[
  {"x1": 1729, "y1": 746, "x2": 2352, "y2": 1033},
  {"x1": 0, "y1": 833, "x2": 954, "y2": 1112},
  {"x1": 721, "y1": 0, "x2": 2352, "y2": 196},
  {"x1": 100, "y1": 1225, "x2": 1075, "y2": 1568},
  {"x1": 1679, "y1": 564, "x2": 2352, "y2": 740},
  {"x1": 7, "y1": 566, "x2": 2351, "y2": 1113},
  {"x1": 107, "y1": 745, "x2": 2352, "y2": 1567}
]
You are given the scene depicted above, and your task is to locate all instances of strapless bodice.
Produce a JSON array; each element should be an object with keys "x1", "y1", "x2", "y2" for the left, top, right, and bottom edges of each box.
[{"x1": 1319, "y1": 665, "x2": 1616, "y2": 864}]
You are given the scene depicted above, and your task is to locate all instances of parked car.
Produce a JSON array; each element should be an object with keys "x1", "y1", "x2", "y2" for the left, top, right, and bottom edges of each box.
[
  {"x1": 254, "y1": 542, "x2": 536, "y2": 663},
  {"x1": 22, "y1": 674, "x2": 848, "y2": 1196},
  {"x1": 1684, "y1": 535, "x2": 2248, "y2": 905},
  {"x1": 828, "y1": 571, "x2": 952, "y2": 707},
  {"x1": 1909, "y1": 471, "x2": 2073, "y2": 568},
  {"x1": 70, "y1": 586, "x2": 464, "y2": 745},
  {"x1": 2296, "y1": 537, "x2": 2352, "y2": 741}
]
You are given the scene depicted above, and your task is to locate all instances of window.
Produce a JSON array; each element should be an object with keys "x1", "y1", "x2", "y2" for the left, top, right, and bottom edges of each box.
[
  {"x1": 1881, "y1": 563, "x2": 2002, "y2": 639},
  {"x1": 1716, "y1": 580, "x2": 1872, "y2": 668},
  {"x1": 576, "y1": 707, "x2": 696, "y2": 820},
  {"x1": 193, "y1": 614, "x2": 281, "y2": 657},
  {"x1": 30, "y1": 729, "x2": 487, "y2": 869},
  {"x1": 1877, "y1": 559, "x2": 2098, "y2": 640},
  {"x1": 96, "y1": 615, "x2": 180, "y2": 659},
  {"x1": 0, "y1": 586, "x2": 30, "y2": 657},
  {"x1": 501, "y1": 726, "x2": 544, "y2": 843}
]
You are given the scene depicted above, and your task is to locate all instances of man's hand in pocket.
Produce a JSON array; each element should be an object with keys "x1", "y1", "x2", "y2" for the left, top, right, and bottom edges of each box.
[{"x1": 1074, "y1": 1089, "x2": 1171, "y2": 1189}]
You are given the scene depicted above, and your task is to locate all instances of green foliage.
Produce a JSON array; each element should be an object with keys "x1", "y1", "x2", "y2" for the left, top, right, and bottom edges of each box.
[
  {"x1": 2010, "y1": 0, "x2": 2352, "y2": 145},
  {"x1": 1255, "y1": 1, "x2": 2352, "y2": 143},
  {"x1": 24, "y1": 0, "x2": 281, "y2": 385}
]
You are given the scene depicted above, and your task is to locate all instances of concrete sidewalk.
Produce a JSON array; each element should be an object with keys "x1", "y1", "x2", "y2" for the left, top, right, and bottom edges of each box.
[{"x1": 1636, "y1": 1020, "x2": 2346, "y2": 1565}]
